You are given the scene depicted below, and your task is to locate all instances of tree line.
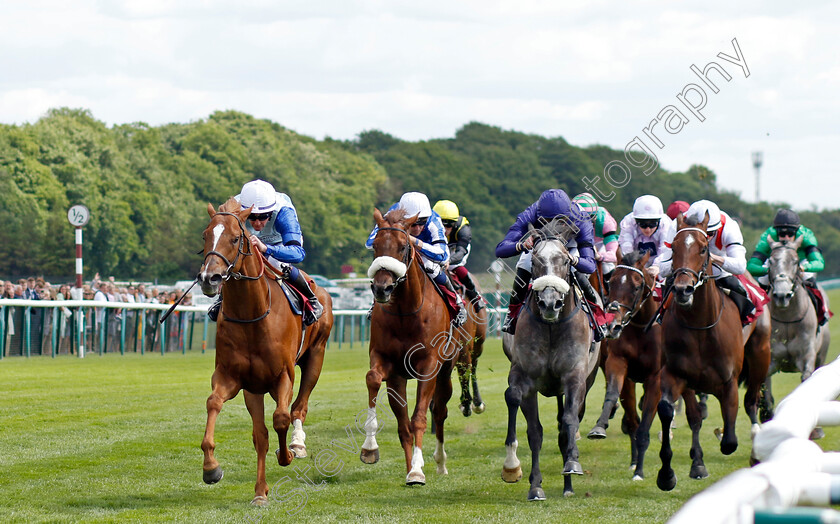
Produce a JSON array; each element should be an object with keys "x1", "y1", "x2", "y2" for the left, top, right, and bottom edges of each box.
[{"x1": 1, "y1": 108, "x2": 838, "y2": 281}]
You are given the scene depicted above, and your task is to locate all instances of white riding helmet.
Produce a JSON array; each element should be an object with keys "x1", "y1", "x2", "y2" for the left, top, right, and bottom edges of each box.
[
  {"x1": 398, "y1": 192, "x2": 432, "y2": 221},
  {"x1": 240, "y1": 180, "x2": 279, "y2": 213},
  {"x1": 685, "y1": 200, "x2": 722, "y2": 232},
  {"x1": 632, "y1": 195, "x2": 664, "y2": 220}
]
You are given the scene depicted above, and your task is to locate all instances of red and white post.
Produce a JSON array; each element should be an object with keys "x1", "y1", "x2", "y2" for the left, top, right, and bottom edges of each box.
[{"x1": 75, "y1": 227, "x2": 83, "y2": 289}]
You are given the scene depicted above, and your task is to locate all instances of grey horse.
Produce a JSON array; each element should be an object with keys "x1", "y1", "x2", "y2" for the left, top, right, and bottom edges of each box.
[
  {"x1": 500, "y1": 225, "x2": 601, "y2": 500},
  {"x1": 761, "y1": 237, "x2": 830, "y2": 427}
]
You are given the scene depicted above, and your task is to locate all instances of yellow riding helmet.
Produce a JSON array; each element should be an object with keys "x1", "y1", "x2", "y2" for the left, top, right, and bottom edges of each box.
[{"x1": 432, "y1": 200, "x2": 460, "y2": 221}]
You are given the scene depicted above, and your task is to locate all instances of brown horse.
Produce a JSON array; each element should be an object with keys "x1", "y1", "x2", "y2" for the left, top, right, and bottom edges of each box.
[
  {"x1": 588, "y1": 250, "x2": 699, "y2": 481},
  {"x1": 450, "y1": 270, "x2": 488, "y2": 417},
  {"x1": 361, "y1": 207, "x2": 468, "y2": 485},
  {"x1": 656, "y1": 213, "x2": 771, "y2": 491},
  {"x1": 198, "y1": 198, "x2": 334, "y2": 505}
]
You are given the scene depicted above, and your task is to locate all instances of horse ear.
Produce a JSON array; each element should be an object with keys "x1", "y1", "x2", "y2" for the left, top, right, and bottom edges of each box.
[
  {"x1": 615, "y1": 246, "x2": 624, "y2": 263},
  {"x1": 700, "y1": 210, "x2": 710, "y2": 230},
  {"x1": 207, "y1": 203, "x2": 216, "y2": 217},
  {"x1": 640, "y1": 250, "x2": 651, "y2": 267},
  {"x1": 676, "y1": 212, "x2": 685, "y2": 229},
  {"x1": 768, "y1": 240, "x2": 781, "y2": 251},
  {"x1": 239, "y1": 206, "x2": 253, "y2": 223},
  {"x1": 373, "y1": 207, "x2": 384, "y2": 226},
  {"x1": 404, "y1": 213, "x2": 419, "y2": 228},
  {"x1": 791, "y1": 234, "x2": 804, "y2": 250}
]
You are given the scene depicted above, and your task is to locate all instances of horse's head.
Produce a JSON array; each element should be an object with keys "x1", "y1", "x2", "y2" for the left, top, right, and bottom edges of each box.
[
  {"x1": 768, "y1": 235, "x2": 803, "y2": 307},
  {"x1": 367, "y1": 207, "x2": 416, "y2": 303},
  {"x1": 198, "y1": 198, "x2": 253, "y2": 297},
  {"x1": 670, "y1": 212, "x2": 712, "y2": 308},
  {"x1": 529, "y1": 226, "x2": 573, "y2": 323},
  {"x1": 605, "y1": 250, "x2": 652, "y2": 338}
]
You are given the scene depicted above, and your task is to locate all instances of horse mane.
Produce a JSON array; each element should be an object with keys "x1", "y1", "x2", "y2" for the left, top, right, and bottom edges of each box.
[
  {"x1": 620, "y1": 250, "x2": 647, "y2": 266},
  {"x1": 683, "y1": 214, "x2": 704, "y2": 228},
  {"x1": 383, "y1": 206, "x2": 409, "y2": 226},
  {"x1": 219, "y1": 197, "x2": 241, "y2": 213}
]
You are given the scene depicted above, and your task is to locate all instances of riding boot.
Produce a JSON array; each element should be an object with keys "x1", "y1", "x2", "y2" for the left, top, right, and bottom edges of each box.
[
  {"x1": 464, "y1": 287, "x2": 485, "y2": 312},
  {"x1": 803, "y1": 278, "x2": 829, "y2": 326},
  {"x1": 289, "y1": 269, "x2": 324, "y2": 327},
  {"x1": 441, "y1": 275, "x2": 467, "y2": 327},
  {"x1": 502, "y1": 268, "x2": 531, "y2": 334},
  {"x1": 717, "y1": 275, "x2": 754, "y2": 325},
  {"x1": 575, "y1": 270, "x2": 607, "y2": 342},
  {"x1": 207, "y1": 294, "x2": 222, "y2": 322}
]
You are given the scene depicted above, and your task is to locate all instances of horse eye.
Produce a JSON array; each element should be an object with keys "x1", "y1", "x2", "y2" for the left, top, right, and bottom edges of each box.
[{"x1": 232, "y1": 236, "x2": 240, "y2": 244}]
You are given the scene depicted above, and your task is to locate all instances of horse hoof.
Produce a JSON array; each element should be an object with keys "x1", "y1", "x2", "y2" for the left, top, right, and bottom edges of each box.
[
  {"x1": 810, "y1": 427, "x2": 825, "y2": 440},
  {"x1": 406, "y1": 471, "x2": 426, "y2": 485},
  {"x1": 563, "y1": 460, "x2": 583, "y2": 476},
  {"x1": 276, "y1": 448, "x2": 294, "y2": 466},
  {"x1": 587, "y1": 426, "x2": 607, "y2": 439},
  {"x1": 251, "y1": 495, "x2": 268, "y2": 506},
  {"x1": 501, "y1": 465, "x2": 523, "y2": 483},
  {"x1": 632, "y1": 474, "x2": 644, "y2": 481},
  {"x1": 750, "y1": 454, "x2": 760, "y2": 467},
  {"x1": 689, "y1": 465, "x2": 709, "y2": 479},
  {"x1": 656, "y1": 469, "x2": 677, "y2": 491},
  {"x1": 290, "y1": 444, "x2": 307, "y2": 459},
  {"x1": 203, "y1": 466, "x2": 224, "y2": 484},
  {"x1": 563, "y1": 489, "x2": 575, "y2": 498},
  {"x1": 472, "y1": 401, "x2": 486, "y2": 414},
  {"x1": 459, "y1": 403, "x2": 472, "y2": 417},
  {"x1": 713, "y1": 427, "x2": 723, "y2": 442},
  {"x1": 360, "y1": 448, "x2": 380, "y2": 464},
  {"x1": 720, "y1": 439, "x2": 738, "y2": 456},
  {"x1": 527, "y1": 487, "x2": 546, "y2": 501}
]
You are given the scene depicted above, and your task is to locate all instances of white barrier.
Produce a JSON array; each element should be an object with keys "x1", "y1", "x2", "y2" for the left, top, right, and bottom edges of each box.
[{"x1": 669, "y1": 356, "x2": 840, "y2": 523}]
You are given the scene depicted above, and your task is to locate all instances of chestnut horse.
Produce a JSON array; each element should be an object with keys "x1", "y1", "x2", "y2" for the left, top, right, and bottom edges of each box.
[
  {"x1": 361, "y1": 207, "x2": 469, "y2": 485},
  {"x1": 656, "y1": 213, "x2": 771, "y2": 491},
  {"x1": 588, "y1": 250, "x2": 699, "y2": 481},
  {"x1": 198, "y1": 198, "x2": 333, "y2": 505}
]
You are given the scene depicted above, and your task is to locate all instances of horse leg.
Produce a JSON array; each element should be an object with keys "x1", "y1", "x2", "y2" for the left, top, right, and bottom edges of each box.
[
  {"x1": 560, "y1": 375, "x2": 587, "y2": 497},
  {"x1": 471, "y1": 352, "x2": 486, "y2": 414},
  {"x1": 502, "y1": 366, "x2": 532, "y2": 483},
  {"x1": 760, "y1": 369, "x2": 776, "y2": 423},
  {"x1": 288, "y1": 347, "x2": 326, "y2": 459},
  {"x1": 272, "y1": 370, "x2": 296, "y2": 467},
  {"x1": 682, "y1": 390, "x2": 709, "y2": 479},
  {"x1": 745, "y1": 329, "x2": 772, "y2": 436},
  {"x1": 384, "y1": 375, "x2": 415, "y2": 482},
  {"x1": 243, "y1": 391, "x2": 270, "y2": 506},
  {"x1": 656, "y1": 371, "x2": 684, "y2": 491},
  {"x1": 718, "y1": 379, "x2": 739, "y2": 456},
  {"x1": 432, "y1": 370, "x2": 453, "y2": 475},
  {"x1": 360, "y1": 361, "x2": 387, "y2": 464},
  {"x1": 201, "y1": 371, "x2": 240, "y2": 485},
  {"x1": 621, "y1": 378, "x2": 640, "y2": 470},
  {"x1": 406, "y1": 373, "x2": 437, "y2": 485},
  {"x1": 522, "y1": 393, "x2": 545, "y2": 500},
  {"x1": 455, "y1": 348, "x2": 473, "y2": 417},
  {"x1": 632, "y1": 368, "x2": 661, "y2": 481},
  {"x1": 588, "y1": 355, "x2": 627, "y2": 439}
]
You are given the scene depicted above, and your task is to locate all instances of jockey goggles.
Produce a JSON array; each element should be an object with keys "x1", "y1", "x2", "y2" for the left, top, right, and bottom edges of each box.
[
  {"x1": 412, "y1": 217, "x2": 428, "y2": 227},
  {"x1": 635, "y1": 218, "x2": 659, "y2": 229},
  {"x1": 441, "y1": 219, "x2": 457, "y2": 228},
  {"x1": 248, "y1": 212, "x2": 272, "y2": 222},
  {"x1": 777, "y1": 226, "x2": 797, "y2": 238}
]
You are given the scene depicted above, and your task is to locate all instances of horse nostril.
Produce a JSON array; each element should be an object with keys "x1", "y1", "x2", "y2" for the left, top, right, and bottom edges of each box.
[
  {"x1": 553, "y1": 300, "x2": 563, "y2": 311},
  {"x1": 209, "y1": 274, "x2": 222, "y2": 286},
  {"x1": 384, "y1": 285, "x2": 394, "y2": 294}
]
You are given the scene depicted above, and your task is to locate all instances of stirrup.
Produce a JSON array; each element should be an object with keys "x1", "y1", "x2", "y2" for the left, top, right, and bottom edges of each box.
[
  {"x1": 453, "y1": 306, "x2": 467, "y2": 327},
  {"x1": 471, "y1": 295, "x2": 485, "y2": 311},
  {"x1": 303, "y1": 299, "x2": 324, "y2": 327},
  {"x1": 501, "y1": 314, "x2": 516, "y2": 334}
]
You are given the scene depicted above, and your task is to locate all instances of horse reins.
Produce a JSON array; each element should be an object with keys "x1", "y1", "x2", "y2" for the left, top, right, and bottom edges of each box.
[
  {"x1": 373, "y1": 226, "x2": 427, "y2": 317},
  {"x1": 608, "y1": 264, "x2": 653, "y2": 328}
]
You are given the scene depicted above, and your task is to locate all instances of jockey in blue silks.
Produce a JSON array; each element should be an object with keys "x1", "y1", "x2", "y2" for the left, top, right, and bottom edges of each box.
[
  {"x1": 495, "y1": 188, "x2": 604, "y2": 337},
  {"x1": 366, "y1": 191, "x2": 467, "y2": 326},
  {"x1": 207, "y1": 179, "x2": 324, "y2": 326}
]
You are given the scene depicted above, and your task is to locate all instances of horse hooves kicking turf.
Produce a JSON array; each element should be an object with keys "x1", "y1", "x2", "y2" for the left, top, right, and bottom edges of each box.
[
  {"x1": 501, "y1": 465, "x2": 523, "y2": 483},
  {"x1": 587, "y1": 426, "x2": 607, "y2": 439},
  {"x1": 527, "y1": 487, "x2": 546, "y2": 501},
  {"x1": 251, "y1": 495, "x2": 268, "y2": 507},
  {"x1": 406, "y1": 471, "x2": 426, "y2": 486},
  {"x1": 203, "y1": 466, "x2": 224, "y2": 484},
  {"x1": 360, "y1": 448, "x2": 379, "y2": 464}
]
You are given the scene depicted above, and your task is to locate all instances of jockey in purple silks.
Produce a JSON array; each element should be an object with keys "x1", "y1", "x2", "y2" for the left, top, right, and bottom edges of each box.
[{"x1": 495, "y1": 189, "x2": 605, "y2": 339}]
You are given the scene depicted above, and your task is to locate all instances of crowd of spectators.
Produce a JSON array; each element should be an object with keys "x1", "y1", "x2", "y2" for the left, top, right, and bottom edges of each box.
[{"x1": 0, "y1": 274, "x2": 198, "y2": 357}]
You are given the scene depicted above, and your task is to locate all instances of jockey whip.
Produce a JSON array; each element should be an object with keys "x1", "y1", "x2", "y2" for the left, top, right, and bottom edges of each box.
[{"x1": 159, "y1": 275, "x2": 199, "y2": 324}]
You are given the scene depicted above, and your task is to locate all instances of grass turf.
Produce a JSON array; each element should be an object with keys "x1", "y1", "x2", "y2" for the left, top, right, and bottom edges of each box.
[{"x1": 1, "y1": 293, "x2": 838, "y2": 523}]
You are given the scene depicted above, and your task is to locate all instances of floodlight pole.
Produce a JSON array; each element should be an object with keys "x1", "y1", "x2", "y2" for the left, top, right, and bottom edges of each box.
[{"x1": 752, "y1": 151, "x2": 763, "y2": 203}]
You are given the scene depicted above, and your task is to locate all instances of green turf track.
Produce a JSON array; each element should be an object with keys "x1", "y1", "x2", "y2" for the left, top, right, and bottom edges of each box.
[{"x1": 2, "y1": 291, "x2": 839, "y2": 523}]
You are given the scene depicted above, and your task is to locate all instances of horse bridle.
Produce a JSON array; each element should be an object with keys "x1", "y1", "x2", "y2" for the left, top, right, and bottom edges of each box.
[
  {"x1": 671, "y1": 227, "x2": 712, "y2": 289},
  {"x1": 374, "y1": 226, "x2": 415, "y2": 286},
  {"x1": 202, "y1": 211, "x2": 271, "y2": 323},
  {"x1": 768, "y1": 243, "x2": 801, "y2": 297},
  {"x1": 607, "y1": 264, "x2": 653, "y2": 327}
]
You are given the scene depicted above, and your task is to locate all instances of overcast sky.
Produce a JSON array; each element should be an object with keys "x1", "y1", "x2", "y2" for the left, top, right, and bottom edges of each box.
[{"x1": 3, "y1": 0, "x2": 837, "y2": 210}]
